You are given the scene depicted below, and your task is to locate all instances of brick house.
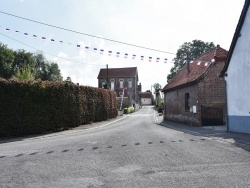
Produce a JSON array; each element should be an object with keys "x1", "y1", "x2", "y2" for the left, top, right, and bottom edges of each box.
[
  {"x1": 162, "y1": 45, "x2": 228, "y2": 126},
  {"x1": 97, "y1": 67, "x2": 140, "y2": 109},
  {"x1": 220, "y1": 0, "x2": 250, "y2": 134}
]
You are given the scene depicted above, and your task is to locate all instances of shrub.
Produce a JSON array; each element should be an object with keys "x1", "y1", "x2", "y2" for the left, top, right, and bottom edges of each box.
[
  {"x1": 128, "y1": 106, "x2": 134, "y2": 113},
  {"x1": 0, "y1": 78, "x2": 117, "y2": 137}
]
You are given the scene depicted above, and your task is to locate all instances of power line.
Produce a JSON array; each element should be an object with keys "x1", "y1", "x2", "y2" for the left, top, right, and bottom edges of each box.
[
  {"x1": 0, "y1": 32, "x2": 104, "y2": 66},
  {"x1": 0, "y1": 10, "x2": 176, "y2": 55}
]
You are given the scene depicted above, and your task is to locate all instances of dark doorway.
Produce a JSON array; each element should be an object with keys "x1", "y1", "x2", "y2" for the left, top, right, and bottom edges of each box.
[{"x1": 201, "y1": 106, "x2": 223, "y2": 126}]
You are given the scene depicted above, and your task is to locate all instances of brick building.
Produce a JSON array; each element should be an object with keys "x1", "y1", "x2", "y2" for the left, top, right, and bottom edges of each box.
[
  {"x1": 97, "y1": 67, "x2": 140, "y2": 109},
  {"x1": 162, "y1": 45, "x2": 228, "y2": 126}
]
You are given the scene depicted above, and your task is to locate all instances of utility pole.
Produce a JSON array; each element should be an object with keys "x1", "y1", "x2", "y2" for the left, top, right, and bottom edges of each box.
[{"x1": 106, "y1": 64, "x2": 109, "y2": 84}]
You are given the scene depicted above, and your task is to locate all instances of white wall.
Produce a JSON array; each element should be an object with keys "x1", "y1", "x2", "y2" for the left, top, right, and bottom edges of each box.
[
  {"x1": 226, "y1": 6, "x2": 250, "y2": 117},
  {"x1": 141, "y1": 98, "x2": 152, "y2": 105}
]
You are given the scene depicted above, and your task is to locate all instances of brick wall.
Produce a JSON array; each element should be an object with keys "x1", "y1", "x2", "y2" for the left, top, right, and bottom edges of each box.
[
  {"x1": 164, "y1": 61, "x2": 226, "y2": 126},
  {"x1": 198, "y1": 61, "x2": 226, "y2": 123},
  {"x1": 164, "y1": 84, "x2": 201, "y2": 126},
  {"x1": 99, "y1": 77, "x2": 138, "y2": 105}
]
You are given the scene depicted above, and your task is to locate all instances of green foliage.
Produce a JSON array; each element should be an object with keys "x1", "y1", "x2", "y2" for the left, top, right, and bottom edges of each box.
[
  {"x1": 103, "y1": 82, "x2": 110, "y2": 89},
  {"x1": 0, "y1": 79, "x2": 117, "y2": 137},
  {"x1": 123, "y1": 108, "x2": 128, "y2": 114},
  {"x1": 65, "y1": 76, "x2": 72, "y2": 83},
  {"x1": 157, "y1": 99, "x2": 164, "y2": 109},
  {"x1": 0, "y1": 43, "x2": 15, "y2": 79},
  {"x1": 0, "y1": 43, "x2": 63, "y2": 81},
  {"x1": 15, "y1": 67, "x2": 34, "y2": 80},
  {"x1": 167, "y1": 40, "x2": 215, "y2": 83},
  {"x1": 128, "y1": 106, "x2": 134, "y2": 113},
  {"x1": 123, "y1": 106, "x2": 134, "y2": 114},
  {"x1": 153, "y1": 83, "x2": 161, "y2": 90}
]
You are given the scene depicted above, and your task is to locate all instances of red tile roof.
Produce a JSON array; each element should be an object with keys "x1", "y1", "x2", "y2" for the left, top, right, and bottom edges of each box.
[
  {"x1": 163, "y1": 45, "x2": 228, "y2": 91},
  {"x1": 139, "y1": 92, "x2": 152, "y2": 98},
  {"x1": 97, "y1": 67, "x2": 138, "y2": 79}
]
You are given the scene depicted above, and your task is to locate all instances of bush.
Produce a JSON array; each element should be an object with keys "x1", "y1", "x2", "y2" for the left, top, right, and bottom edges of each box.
[
  {"x1": 123, "y1": 108, "x2": 128, "y2": 114},
  {"x1": 123, "y1": 106, "x2": 134, "y2": 114},
  {"x1": 128, "y1": 106, "x2": 134, "y2": 113},
  {"x1": 0, "y1": 78, "x2": 117, "y2": 137}
]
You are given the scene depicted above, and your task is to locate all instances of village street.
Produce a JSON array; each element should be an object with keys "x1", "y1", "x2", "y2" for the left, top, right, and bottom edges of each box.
[{"x1": 0, "y1": 106, "x2": 250, "y2": 188}]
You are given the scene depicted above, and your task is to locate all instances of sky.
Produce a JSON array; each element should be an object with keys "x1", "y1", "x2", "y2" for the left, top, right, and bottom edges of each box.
[{"x1": 0, "y1": 0, "x2": 245, "y2": 92}]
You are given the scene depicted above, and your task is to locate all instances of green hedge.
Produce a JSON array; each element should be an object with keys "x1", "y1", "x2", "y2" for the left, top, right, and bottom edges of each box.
[{"x1": 0, "y1": 78, "x2": 117, "y2": 137}]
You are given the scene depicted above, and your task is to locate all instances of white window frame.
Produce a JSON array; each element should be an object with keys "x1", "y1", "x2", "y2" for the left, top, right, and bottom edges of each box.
[
  {"x1": 119, "y1": 79, "x2": 124, "y2": 88},
  {"x1": 110, "y1": 79, "x2": 115, "y2": 91},
  {"x1": 128, "y1": 80, "x2": 132, "y2": 88},
  {"x1": 102, "y1": 81, "x2": 106, "y2": 88}
]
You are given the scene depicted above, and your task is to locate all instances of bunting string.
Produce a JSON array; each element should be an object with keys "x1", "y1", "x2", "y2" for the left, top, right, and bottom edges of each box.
[
  {"x1": 1, "y1": 26, "x2": 172, "y2": 63},
  {"x1": 1, "y1": 26, "x2": 215, "y2": 66}
]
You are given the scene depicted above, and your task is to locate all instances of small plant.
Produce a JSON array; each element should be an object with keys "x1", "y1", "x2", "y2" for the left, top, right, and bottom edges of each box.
[{"x1": 123, "y1": 108, "x2": 128, "y2": 114}]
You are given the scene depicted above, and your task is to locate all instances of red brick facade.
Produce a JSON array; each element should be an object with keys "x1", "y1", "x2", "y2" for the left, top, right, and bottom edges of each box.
[
  {"x1": 97, "y1": 67, "x2": 139, "y2": 108},
  {"x1": 163, "y1": 45, "x2": 228, "y2": 126}
]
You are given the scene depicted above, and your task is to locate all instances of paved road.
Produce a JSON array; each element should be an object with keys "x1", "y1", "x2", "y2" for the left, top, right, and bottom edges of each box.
[{"x1": 1, "y1": 106, "x2": 250, "y2": 188}]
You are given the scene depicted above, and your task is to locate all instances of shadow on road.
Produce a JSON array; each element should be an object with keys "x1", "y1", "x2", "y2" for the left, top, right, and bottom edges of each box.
[{"x1": 159, "y1": 120, "x2": 250, "y2": 153}]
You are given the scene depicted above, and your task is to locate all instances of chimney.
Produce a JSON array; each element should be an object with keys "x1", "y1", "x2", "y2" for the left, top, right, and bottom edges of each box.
[
  {"x1": 138, "y1": 83, "x2": 142, "y2": 92},
  {"x1": 187, "y1": 61, "x2": 190, "y2": 74}
]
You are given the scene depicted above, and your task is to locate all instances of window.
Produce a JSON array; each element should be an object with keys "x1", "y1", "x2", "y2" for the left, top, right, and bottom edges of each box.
[
  {"x1": 119, "y1": 79, "x2": 124, "y2": 88},
  {"x1": 102, "y1": 82, "x2": 106, "y2": 88},
  {"x1": 128, "y1": 80, "x2": 132, "y2": 88},
  {"x1": 185, "y1": 93, "x2": 190, "y2": 111},
  {"x1": 110, "y1": 80, "x2": 115, "y2": 91}
]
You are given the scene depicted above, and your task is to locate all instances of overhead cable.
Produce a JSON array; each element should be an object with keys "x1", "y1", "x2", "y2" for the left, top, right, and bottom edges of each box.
[
  {"x1": 0, "y1": 32, "x2": 104, "y2": 66},
  {"x1": 0, "y1": 10, "x2": 175, "y2": 55}
]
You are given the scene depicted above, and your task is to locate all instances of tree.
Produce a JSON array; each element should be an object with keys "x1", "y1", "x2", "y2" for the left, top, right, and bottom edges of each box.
[
  {"x1": 0, "y1": 43, "x2": 63, "y2": 81},
  {"x1": 46, "y1": 62, "x2": 63, "y2": 81},
  {"x1": 0, "y1": 43, "x2": 15, "y2": 79},
  {"x1": 13, "y1": 49, "x2": 36, "y2": 77},
  {"x1": 153, "y1": 83, "x2": 162, "y2": 106},
  {"x1": 167, "y1": 40, "x2": 215, "y2": 83},
  {"x1": 65, "y1": 76, "x2": 72, "y2": 83},
  {"x1": 33, "y1": 52, "x2": 63, "y2": 81},
  {"x1": 153, "y1": 83, "x2": 161, "y2": 90},
  {"x1": 15, "y1": 67, "x2": 34, "y2": 80}
]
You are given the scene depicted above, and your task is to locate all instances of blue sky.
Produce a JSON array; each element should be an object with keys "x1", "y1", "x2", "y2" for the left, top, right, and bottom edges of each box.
[{"x1": 0, "y1": 0, "x2": 245, "y2": 91}]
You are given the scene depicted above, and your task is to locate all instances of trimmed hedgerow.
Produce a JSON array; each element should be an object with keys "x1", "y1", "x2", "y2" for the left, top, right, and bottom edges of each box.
[{"x1": 0, "y1": 78, "x2": 117, "y2": 137}]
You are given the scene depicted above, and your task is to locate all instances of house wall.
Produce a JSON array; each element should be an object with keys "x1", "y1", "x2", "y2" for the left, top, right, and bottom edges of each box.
[
  {"x1": 225, "y1": 7, "x2": 250, "y2": 134},
  {"x1": 198, "y1": 61, "x2": 226, "y2": 123},
  {"x1": 98, "y1": 77, "x2": 138, "y2": 106},
  {"x1": 141, "y1": 98, "x2": 152, "y2": 105},
  {"x1": 164, "y1": 84, "x2": 201, "y2": 126}
]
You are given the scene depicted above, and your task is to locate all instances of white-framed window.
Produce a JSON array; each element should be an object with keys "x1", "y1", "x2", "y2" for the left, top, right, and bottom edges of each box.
[
  {"x1": 119, "y1": 79, "x2": 124, "y2": 88},
  {"x1": 110, "y1": 80, "x2": 115, "y2": 90},
  {"x1": 102, "y1": 82, "x2": 106, "y2": 88},
  {"x1": 128, "y1": 80, "x2": 132, "y2": 88}
]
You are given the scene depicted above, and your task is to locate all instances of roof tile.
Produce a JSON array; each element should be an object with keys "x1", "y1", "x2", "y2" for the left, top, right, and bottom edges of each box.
[{"x1": 163, "y1": 45, "x2": 228, "y2": 91}]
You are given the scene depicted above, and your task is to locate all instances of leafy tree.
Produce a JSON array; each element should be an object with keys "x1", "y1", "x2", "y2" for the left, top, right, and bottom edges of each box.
[
  {"x1": 47, "y1": 62, "x2": 63, "y2": 81},
  {"x1": 153, "y1": 83, "x2": 162, "y2": 106},
  {"x1": 167, "y1": 40, "x2": 215, "y2": 82},
  {"x1": 65, "y1": 76, "x2": 72, "y2": 82},
  {"x1": 13, "y1": 49, "x2": 36, "y2": 77},
  {"x1": 153, "y1": 83, "x2": 161, "y2": 90},
  {"x1": 0, "y1": 43, "x2": 63, "y2": 81},
  {"x1": 15, "y1": 67, "x2": 34, "y2": 80},
  {"x1": 0, "y1": 43, "x2": 15, "y2": 78}
]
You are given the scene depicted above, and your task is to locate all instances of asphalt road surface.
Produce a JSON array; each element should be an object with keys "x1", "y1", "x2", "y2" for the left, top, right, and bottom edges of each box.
[{"x1": 1, "y1": 106, "x2": 250, "y2": 188}]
